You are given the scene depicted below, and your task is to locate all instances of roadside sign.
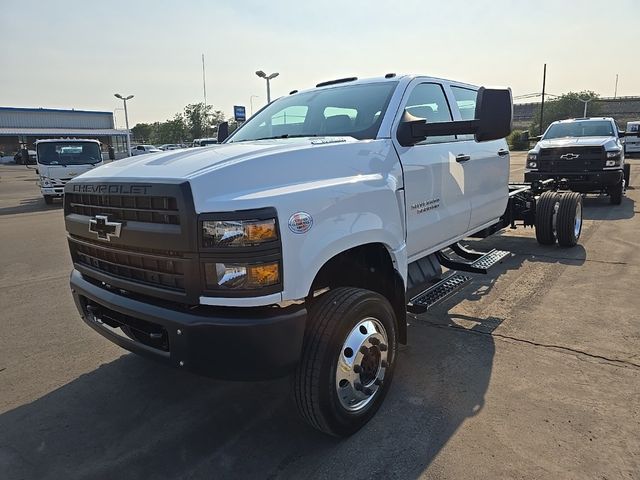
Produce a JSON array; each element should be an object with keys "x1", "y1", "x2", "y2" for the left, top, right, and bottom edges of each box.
[{"x1": 234, "y1": 105, "x2": 246, "y2": 122}]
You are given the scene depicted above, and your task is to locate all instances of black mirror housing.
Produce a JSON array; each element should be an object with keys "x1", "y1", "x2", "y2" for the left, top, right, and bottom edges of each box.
[
  {"x1": 217, "y1": 122, "x2": 229, "y2": 143},
  {"x1": 396, "y1": 86, "x2": 513, "y2": 146},
  {"x1": 473, "y1": 87, "x2": 513, "y2": 142}
]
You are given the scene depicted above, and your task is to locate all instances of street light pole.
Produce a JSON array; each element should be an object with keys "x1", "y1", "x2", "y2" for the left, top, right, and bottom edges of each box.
[
  {"x1": 250, "y1": 95, "x2": 259, "y2": 115},
  {"x1": 578, "y1": 97, "x2": 593, "y2": 117},
  {"x1": 114, "y1": 93, "x2": 134, "y2": 157},
  {"x1": 255, "y1": 70, "x2": 279, "y2": 103}
]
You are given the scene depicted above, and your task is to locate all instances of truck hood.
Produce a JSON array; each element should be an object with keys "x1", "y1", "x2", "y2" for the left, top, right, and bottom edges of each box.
[
  {"x1": 536, "y1": 136, "x2": 617, "y2": 150},
  {"x1": 77, "y1": 138, "x2": 355, "y2": 180},
  {"x1": 68, "y1": 137, "x2": 402, "y2": 213}
]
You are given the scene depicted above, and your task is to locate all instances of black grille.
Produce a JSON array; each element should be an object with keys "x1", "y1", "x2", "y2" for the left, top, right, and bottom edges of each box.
[
  {"x1": 71, "y1": 237, "x2": 186, "y2": 292},
  {"x1": 66, "y1": 193, "x2": 180, "y2": 225},
  {"x1": 538, "y1": 146, "x2": 605, "y2": 172}
]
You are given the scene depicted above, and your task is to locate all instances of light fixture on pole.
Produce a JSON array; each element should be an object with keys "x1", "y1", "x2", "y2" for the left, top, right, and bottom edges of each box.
[
  {"x1": 114, "y1": 93, "x2": 134, "y2": 156},
  {"x1": 250, "y1": 95, "x2": 259, "y2": 115},
  {"x1": 578, "y1": 97, "x2": 593, "y2": 117},
  {"x1": 255, "y1": 70, "x2": 279, "y2": 103}
]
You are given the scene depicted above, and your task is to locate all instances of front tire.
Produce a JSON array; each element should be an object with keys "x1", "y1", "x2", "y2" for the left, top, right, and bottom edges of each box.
[
  {"x1": 293, "y1": 287, "x2": 398, "y2": 437},
  {"x1": 624, "y1": 163, "x2": 631, "y2": 188},
  {"x1": 609, "y1": 179, "x2": 623, "y2": 205},
  {"x1": 44, "y1": 195, "x2": 54, "y2": 205},
  {"x1": 535, "y1": 191, "x2": 559, "y2": 245},
  {"x1": 556, "y1": 192, "x2": 583, "y2": 247}
]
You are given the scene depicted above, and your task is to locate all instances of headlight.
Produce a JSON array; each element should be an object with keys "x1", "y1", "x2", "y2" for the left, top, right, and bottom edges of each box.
[
  {"x1": 41, "y1": 177, "x2": 51, "y2": 186},
  {"x1": 202, "y1": 218, "x2": 278, "y2": 248},
  {"x1": 527, "y1": 153, "x2": 537, "y2": 161},
  {"x1": 606, "y1": 150, "x2": 621, "y2": 159},
  {"x1": 203, "y1": 261, "x2": 280, "y2": 290}
]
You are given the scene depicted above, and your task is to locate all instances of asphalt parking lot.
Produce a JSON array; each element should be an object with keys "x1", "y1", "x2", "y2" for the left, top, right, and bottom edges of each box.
[{"x1": 1, "y1": 153, "x2": 639, "y2": 479}]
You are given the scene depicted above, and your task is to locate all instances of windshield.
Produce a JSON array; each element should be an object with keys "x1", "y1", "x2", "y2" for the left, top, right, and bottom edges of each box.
[
  {"x1": 37, "y1": 142, "x2": 102, "y2": 166},
  {"x1": 227, "y1": 81, "x2": 398, "y2": 143},
  {"x1": 544, "y1": 120, "x2": 615, "y2": 139}
]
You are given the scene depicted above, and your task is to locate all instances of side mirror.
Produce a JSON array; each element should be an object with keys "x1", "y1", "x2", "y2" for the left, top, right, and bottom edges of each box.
[
  {"x1": 397, "y1": 87, "x2": 512, "y2": 146},
  {"x1": 217, "y1": 121, "x2": 229, "y2": 143}
]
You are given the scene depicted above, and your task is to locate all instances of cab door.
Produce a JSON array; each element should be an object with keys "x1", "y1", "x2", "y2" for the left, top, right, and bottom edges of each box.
[
  {"x1": 393, "y1": 81, "x2": 472, "y2": 261},
  {"x1": 447, "y1": 85, "x2": 509, "y2": 230}
]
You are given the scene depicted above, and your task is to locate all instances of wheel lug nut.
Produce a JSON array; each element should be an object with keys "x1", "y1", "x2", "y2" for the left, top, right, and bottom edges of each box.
[
  {"x1": 353, "y1": 364, "x2": 362, "y2": 374},
  {"x1": 359, "y1": 346, "x2": 368, "y2": 354},
  {"x1": 381, "y1": 360, "x2": 389, "y2": 368},
  {"x1": 369, "y1": 337, "x2": 380, "y2": 345},
  {"x1": 354, "y1": 382, "x2": 363, "y2": 391},
  {"x1": 379, "y1": 344, "x2": 388, "y2": 352}
]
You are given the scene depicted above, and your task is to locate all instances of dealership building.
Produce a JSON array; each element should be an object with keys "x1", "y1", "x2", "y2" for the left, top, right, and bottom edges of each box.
[{"x1": 0, "y1": 106, "x2": 129, "y2": 157}]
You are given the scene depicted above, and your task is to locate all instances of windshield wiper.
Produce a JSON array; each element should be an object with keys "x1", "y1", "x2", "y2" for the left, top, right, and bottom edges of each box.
[{"x1": 245, "y1": 134, "x2": 320, "y2": 141}]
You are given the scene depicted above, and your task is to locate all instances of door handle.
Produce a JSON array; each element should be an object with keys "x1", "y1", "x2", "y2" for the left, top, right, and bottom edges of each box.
[
  {"x1": 498, "y1": 149, "x2": 509, "y2": 156},
  {"x1": 456, "y1": 154, "x2": 471, "y2": 162}
]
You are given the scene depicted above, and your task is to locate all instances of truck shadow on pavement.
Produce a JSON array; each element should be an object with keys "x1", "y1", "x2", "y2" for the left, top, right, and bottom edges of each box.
[
  {"x1": 0, "y1": 197, "x2": 62, "y2": 216},
  {"x1": 582, "y1": 195, "x2": 635, "y2": 221},
  {"x1": 0, "y1": 325, "x2": 495, "y2": 480}
]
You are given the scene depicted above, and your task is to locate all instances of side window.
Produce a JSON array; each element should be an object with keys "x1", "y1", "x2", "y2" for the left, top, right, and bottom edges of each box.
[
  {"x1": 405, "y1": 83, "x2": 454, "y2": 144},
  {"x1": 451, "y1": 86, "x2": 478, "y2": 121}
]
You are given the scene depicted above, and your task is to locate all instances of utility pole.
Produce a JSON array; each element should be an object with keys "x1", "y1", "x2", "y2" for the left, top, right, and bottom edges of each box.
[
  {"x1": 539, "y1": 63, "x2": 546, "y2": 136},
  {"x1": 202, "y1": 54, "x2": 208, "y2": 136},
  {"x1": 614, "y1": 74, "x2": 619, "y2": 99}
]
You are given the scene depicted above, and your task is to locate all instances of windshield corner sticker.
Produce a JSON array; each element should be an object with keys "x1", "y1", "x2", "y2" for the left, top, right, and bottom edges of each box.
[{"x1": 288, "y1": 212, "x2": 313, "y2": 234}]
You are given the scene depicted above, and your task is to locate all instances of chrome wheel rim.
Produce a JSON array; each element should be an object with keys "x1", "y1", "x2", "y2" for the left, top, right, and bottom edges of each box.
[
  {"x1": 574, "y1": 202, "x2": 582, "y2": 238},
  {"x1": 335, "y1": 317, "x2": 389, "y2": 412}
]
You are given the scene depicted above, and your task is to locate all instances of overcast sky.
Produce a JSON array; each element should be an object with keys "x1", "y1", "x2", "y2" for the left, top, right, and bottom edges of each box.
[{"x1": 1, "y1": 0, "x2": 638, "y2": 125}]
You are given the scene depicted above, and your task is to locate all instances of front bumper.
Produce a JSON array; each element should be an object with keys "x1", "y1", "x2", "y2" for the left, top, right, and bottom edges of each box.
[
  {"x1": 524, "y1": 170, "x2": 623, "y2": 191},
  {"x1": 70, "y1": 270, "x2": 306, "y2": 380},
  {"x1": 41, "y1": 186, "x2": 65, "y2": 196}
]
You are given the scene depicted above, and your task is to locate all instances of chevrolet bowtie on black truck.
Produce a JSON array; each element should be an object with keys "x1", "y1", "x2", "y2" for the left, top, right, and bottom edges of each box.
[
  {"x1": 65, "y1": 74, "x2": 584, "y2": 436},
  {"x1": 526, "y1": 117, "x2": 632, "y2": 204}
]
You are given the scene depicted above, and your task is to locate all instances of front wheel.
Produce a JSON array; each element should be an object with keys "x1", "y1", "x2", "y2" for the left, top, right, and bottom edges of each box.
[
  {"x1": 609, "y1": 179, "x2": 623, "y2": 205},
  {"x1": 44, "y1": 195, "x2": 54, "y2": 205},
  {"x1": 293, "y1": 287, "x2": 398, "y2": 437},
  {"x1": 623, "y1": 163, "x2": 631, "y2": 189}
]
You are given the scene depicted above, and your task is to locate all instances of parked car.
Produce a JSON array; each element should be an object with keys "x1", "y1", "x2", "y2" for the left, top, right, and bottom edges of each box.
[
  {"x1": 158, "y1": 144, "x2": 183, "y2": 151},
  {"x1": 130, "y1": 145, "x2": 162, "y2": 156},
  {"x1": 14, "y1": 149, "x2": 36, "y2": 165},
  {"x1": 192, "y1": 138, "x2": 218, "y2": 147}
]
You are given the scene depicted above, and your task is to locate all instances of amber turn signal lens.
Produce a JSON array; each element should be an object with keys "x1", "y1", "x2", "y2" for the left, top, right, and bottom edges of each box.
[
  {"x1": 245, "y1": 219, "x2": 278, "y2": 243},
  {"x1": 247, "y1": 262, "x2": 280, "y2": 287}
]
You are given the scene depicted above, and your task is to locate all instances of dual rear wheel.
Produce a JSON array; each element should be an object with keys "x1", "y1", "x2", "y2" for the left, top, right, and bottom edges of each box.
[{"x1": 535, "y1": 191, "x2": 583, "y2": 247}]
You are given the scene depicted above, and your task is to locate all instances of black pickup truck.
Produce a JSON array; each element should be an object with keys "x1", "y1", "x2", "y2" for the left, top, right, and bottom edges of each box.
[{"x1": 525, "y1": 117, "x2": 632, "y2": 204}]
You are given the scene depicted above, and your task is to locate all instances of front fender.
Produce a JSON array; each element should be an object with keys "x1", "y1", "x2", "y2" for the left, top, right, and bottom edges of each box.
[{"x1": 279, "y1": 179, "x2": 406, "y2": 301}]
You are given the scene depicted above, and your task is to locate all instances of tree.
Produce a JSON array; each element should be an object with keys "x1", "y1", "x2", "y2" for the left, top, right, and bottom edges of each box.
[
  {"x1": 131, "y1": 123, "x2": 154, "y2": 143},
  {"x1": 531, "y1": 91, "x2": 601, "y2": 134},
  {"x1": 183, "y1": 103, "x2": 226, "y2": 139}
]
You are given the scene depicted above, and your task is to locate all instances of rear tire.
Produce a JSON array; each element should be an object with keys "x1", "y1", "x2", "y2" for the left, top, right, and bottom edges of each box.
[
  {"x1": 556, "y1": 192, "x2": 582, "y2": 247},
  {"x1": 293, "y1": 287, "x2": 398, "y2": 437},
  {"x1": 44, "y1": 195, "x2": 54, "y2": 205},
  {"x1": 535, "y1": 191, "x2": 559, "y2": 245},
  {"x1": 609, "y1": 179, "x2": 623, "y2": 205},
  {"x1": 623, "y1": 163, "x2": 631, "y2": 188}
]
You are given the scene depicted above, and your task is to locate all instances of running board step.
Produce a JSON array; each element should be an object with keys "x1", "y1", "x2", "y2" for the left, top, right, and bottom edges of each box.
[
  {"x1": 437, "y1": 248, "x2": 510, "y2": 274},
  {"x1": 407, "y1": 273, "x2": 472, "y2": 314}
]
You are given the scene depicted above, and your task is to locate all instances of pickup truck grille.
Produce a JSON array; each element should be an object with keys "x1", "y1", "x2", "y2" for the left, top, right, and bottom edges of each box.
[
  {"x1": 70, "y1": 236, "x2": 187, "y2": 292},
  {"x1": 538, "y1": 146, "x2": 605, "y2": 172},
  {"x1": 66, "y1": 192, "x2": 180, "y2": 225}
]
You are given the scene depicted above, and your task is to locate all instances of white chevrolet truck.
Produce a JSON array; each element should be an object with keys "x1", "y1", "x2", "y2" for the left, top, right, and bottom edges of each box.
[{"x1": 64, "y1": 74, "x2": 584, "y2": 436}]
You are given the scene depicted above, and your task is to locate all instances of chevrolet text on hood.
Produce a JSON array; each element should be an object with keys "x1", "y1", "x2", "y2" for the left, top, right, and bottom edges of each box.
[{"x1": 63, "y1": 74, "x2": 585, "y2": 436}]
